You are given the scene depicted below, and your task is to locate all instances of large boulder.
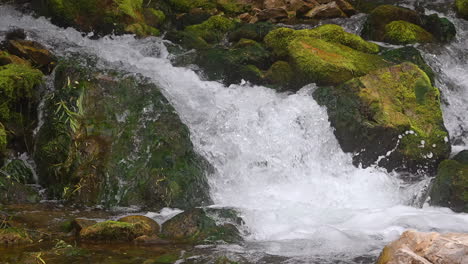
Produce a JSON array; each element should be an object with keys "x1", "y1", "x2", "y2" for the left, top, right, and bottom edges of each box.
[
  {"x1": 264, "y1": 24, "x2": 387, "y2": 87},
  {"x1": 161, "y1": 208, "x2": 242, "y2": 244},
  {"x1": 377, "y1": 230, "x2": 468, "y2": 264},
  {"x1": 362, "y1": 5, "x2": 456, "y2": 44},
  {"x1": 430, "y1": 151, "x2": 468, "y2": 212},
  {"x1": 456, "y1": 0, "x2": 468, "y2": 20},
  {"x1": 79, "y1": 220, "x2": 152, "y2": 242},
  {"x1": 314, "y1": 63, "x2": 450, "y2": 173},
  {"x1": 34, "y1": 59, "x2": 211, "y2": 209}
]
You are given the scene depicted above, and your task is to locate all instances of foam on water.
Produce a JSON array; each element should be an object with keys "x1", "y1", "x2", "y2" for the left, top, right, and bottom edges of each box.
[{"x1": 1, "y1": 4, "x2": 468, "y2": 260}]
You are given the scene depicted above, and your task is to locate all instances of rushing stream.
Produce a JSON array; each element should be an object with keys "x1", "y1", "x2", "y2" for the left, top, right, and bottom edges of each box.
[{"x1": 1, "y1": 1, "x2": 468, "y2": 262}]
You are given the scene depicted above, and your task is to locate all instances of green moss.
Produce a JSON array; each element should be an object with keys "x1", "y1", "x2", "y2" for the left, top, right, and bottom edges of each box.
[
  {"x1": 264, "y1": 27, "x2": 296, "y2": 57},
  {"x1": 216, "y1": 0, "x2": 249, "y2": 14},
  {"x1": 143, "y1": 8, "x2": 166, "y2": 27},
  {"x1": 265, "y1": 61, "x2": 293, "y2": 90},
  {"x1": 361, "y1": 5, "x2": 420, "y2": 41},
  {"x1": 169, "y1": 0, "x2": 215, "y2": 12},
  {"x1": 185, "y1": 15, "x2": 236, "y2": 43},
  {"x1": 80, "y1": 220, "x2": 151, "y2": 241},
  {"x1": 153, "y1": 253, "x2": 181, "y2": 263},
  {"x1": 288, "y1": 36, "x2": 388, "y2": 85},
  {"x1": 228, "y1": 22, "x2": 277, "y2": 43},
  {"x1": 383, "y1": 20, "x2": 433, "y2": 44},
  {"x1": 116, "y1": 0, "x2": 143, "y2": 20},
  {"x1": 125, "y1": 23, "x2": 160, "y2": 36},
  {"x1": 0, "y1": 63, "x2": 43, "y2": 121},
  {"x1": 381, "y1": 47, "x2": 435, "y2": 84},
  {"x1": 0, "y1": 123, "x2": 6, "y2": 151},
  {"x1": 430, "y1": 159, "x2": 468, "y2": 212},
  {"x1": 456, "y1": 0, "x2": 468, "y2": 19}
]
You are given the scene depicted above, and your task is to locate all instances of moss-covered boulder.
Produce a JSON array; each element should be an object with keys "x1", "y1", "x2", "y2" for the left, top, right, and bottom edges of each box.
[
  {"x1": 4, "y1": 40, "x2": 56, "y2": 74},
  {"x1": 161, "y1": 208, "x2": 242, "y2": 244},
  {"x1": 118, "y1": 215, "x2": 160, "y2": 235},
  {"x1": 383, "y1": 20, "x2": 433, "y2": 44},
  {"x1": 362, "y1": 5, "x2": 456, "y2": 43},
  {"x1": 456, "y1": 0, "x2": 468, "y2": 20},
  {"x1": 34, "y1": 59, "x2": 211, "y2": 209},
  {"x1": 314, "y1": 63, "x2": 450, "y2": 173},
  {"x1": 227, "y1": 22, "x2": 277, "y2": 43},
  {"x1": 184, "y1": 15, "x2": 236, "y2": 44},
  {"x1": 0, "y1": 227, "x2": 32, "y2": 245},
  {"x1": 264, "y1": 61, "x2": 294, "y2": 91},
  {"x1": 79, "y1": 220, "x2": 152, "y2": 242},
  {"x1": 263, "y1": 24, "x2": 386, "y2": 87},
  {"x1": 430, "y1": 152, "x2": 468, "y2": 212},
  {"x1": 35, "y1": 0, "x2": 166, "y2": 37}
]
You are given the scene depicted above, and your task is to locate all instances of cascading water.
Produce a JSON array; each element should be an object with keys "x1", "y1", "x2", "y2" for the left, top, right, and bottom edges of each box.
[{"x1": 1, "y1": 2, "x2": 468, "y2": 262}]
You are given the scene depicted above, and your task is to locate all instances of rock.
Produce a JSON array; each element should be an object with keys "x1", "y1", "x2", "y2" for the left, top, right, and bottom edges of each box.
[
  {"x1": 0, "y1": 228, "x2": 33, "y2": 245},
  {"x1": 362, "y1": 5, "x2": 456, "y2": 44},
  {"x1": 184, "y1": 15, "x2": 236, "y2": 43},
  {"x1": 118, "y1": 215, "x2": 160, "y2": 235},
  {"x1": 263, "y1": 0, "x2": 286, "y2": 9},
  {"x1": 304, "y1": 1, "x2": 347, "y2": 19},
  {"x1": 161, "y1": 208, "x2": 242, "y2": 244},
  {"x1": 456, "y1": 0, "x2": 468, "y2": 20},
  {"x1": 265, "y1": 61, "x2": 294, "y2": 90},
  {"x1": 70, "y1": 218, "x2": 97, "y2": 234},
  {"x1": 5, "y1": 39, "x2": 56, "y2": 73},
  {"x1": 381, "y1": 47, "x2": 435, "y2": 84},
  {"x1": 430, "y1": 159, "x2": 468, "y2": 212},
  {"x1": 335, "y1": 0, "x2": 356, "y2": 16},
  {"x1": 377, "y1": 230, "x2": 468, "y2": 264},
  {"x1": 362, "y1": 5, "x2": 421, "y2": 42},
  {"x1": 79, "y1": 220, "x2": 152, "y2": 242},
  {"x1": 34, "y1": 59, "x2": 211, "y2": 209},
  {"x1": 453, "y1": 150, "x2": 468, "y2": 164},
  {"x1": 133, "y1": 235, "x2": 170, "y2": 245},
  {"x1": 256, "y1": 7, "x2": 289, "y2": 21},
  {"x1": 383, "y1": 20, "x2": 433, "y2": 44},
  {"x1": 228, "y1": 22, "x2": 277, "y2": 42},
  {"x1": 314, "y1": 63, "x2": 450, "y2": 173},
  {"x1": 5, "y1": 28, "x2": 26, "y2": 41}
]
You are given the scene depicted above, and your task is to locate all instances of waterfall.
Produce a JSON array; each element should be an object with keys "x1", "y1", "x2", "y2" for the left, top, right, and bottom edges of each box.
[{"x1": 1, "y1": 3, "x2": 468, "y2": 261}]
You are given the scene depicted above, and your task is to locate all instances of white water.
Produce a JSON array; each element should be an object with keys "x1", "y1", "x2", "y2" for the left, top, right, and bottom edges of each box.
[{"x1": 1, "y1": 4, "x2": 468, "y2": 261}]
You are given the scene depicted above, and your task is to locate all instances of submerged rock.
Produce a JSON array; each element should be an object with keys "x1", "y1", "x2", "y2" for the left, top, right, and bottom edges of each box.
[
  {"x1": 0, "y1": 227, "x2": 33, "y2": 245},
  {"x1": 314, "y1": 63, "x2": 450, "y2": 173},
  {"x1": 34, "y1": 59, "x2": 211, "y2": 209},
  {"x1": 430, "y1": 152, "x2": 468, "y2": 212},
  {"x1": 118, "y1": 215, "x2": 160, "y2": 235},
  {"x1": 161, "y1": 208, "x2": 242, "y2": 244},
  {"x1": 377, "y1": 230, "x2": 468, "y2": 264}
]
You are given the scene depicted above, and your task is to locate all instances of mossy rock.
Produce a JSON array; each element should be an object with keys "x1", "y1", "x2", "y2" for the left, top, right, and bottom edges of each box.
[
  {"x1": 362, "y1": 4, "x2": 456, "y2": 43},
  {"x1": 362, "y1": 5, "x2": 420, "y2": 41},
  {"x1": 5, "y1": 40, "x2": 56, "y2": 74},
  {"x1": 185, "y1": 15, "x2": 236, "y2": 44},
  {"x1": 194, "y1": 40, "x2": 271, "y2": 84},
  {"x1": 453, "y1": 150, "x2": 468, "y2": 164},
  {"x1": 34, "y1": 59, "x2": 211, "y2": 209},
  {"x1": 0, "y1": 159, "x2": 40, "y2": 204},
  {"x1": 37, "y1": 0, "x2": 165, "y2": 37},
  {"x1": 314, "y1": 63, "x2": 450, "y2": 173},
  {"x1": 0, "y1": 228, "x2": 33, "y2": 245},
  {"x1": 264, "y1": 61, "x2": 294, "y2": 91},
  {"x1": 169, "y1": 0, "x2": 215, "y2": 12},
  {"x1": 456, "y1": 0, "x2": 468, "y2": 20},
  {"x1": 383, "y1": 20, "x2": 433, "y2": 44},
  {"x1": 228, "y1": 22, "x2": 277, "y2": 43},
  {"x1": 118, "y1": 215, "x2": 160, "y2": 235},
  {"x1": 161, "y1": 208, "x2": 242, "y2": 244},
  {"x1": 381, "y1": 46, "x2": 435, "y2": 84},
  {"x1": 430, "y1": 159, "x2": 468, "y2": 212},
  {"x1": 79, "y1": 220, "x2": 152, "y2": 242}
]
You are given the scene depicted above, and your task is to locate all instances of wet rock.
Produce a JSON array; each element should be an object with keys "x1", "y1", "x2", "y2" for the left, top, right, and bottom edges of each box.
[
  {"x1": 456, "y1": 0, "x2": 468, "y2": 20},
  {"x1": 383, "y1": 20, "x2": 433, "y2": 44},
  {"x1": 256, "y1": 7, "x2": 289, "y2": 21},
  {"x1": 265, "y1": 60, "x2": 294, "y2": 90},
  {"x1": 227, "y1": 22, "x2": 277, "y2": 42},
  {"x1": 362, "y1": 5, "x2": 456, "y2": 44},
  {"x1": 314, "y1": 63, "x2": 450, "y2": 173},
  {"x1": 0, "y1": 160, "x2": 41, "y2": 204},
  {"x1": 34, "y1": 59, "x2": 211, "y2": 209},
  {"x1": 453, "y1": 150, "x2": 468, "y2": 164},
  {"x1": 134, "y1": 234, "x2": 171, "y2": 245},
  {"x1": 70, "y1": 218, "x2": 97, "y2": 234},
  {"x1": 264, "y1": 25, "x2": 386, "y2": 87},
  {"x1": 80, "y1": 220, "x2": 152, "y2": 242},
  {"x1": 184, "y1": 15, "x2": 236, "y2": 43},
  {"x1": 5, "y1": 28, "x2": 26, "y2": 41},
  {"x1": 304, "y1": 1, "x2": 346, "y2": 19},
  {"x1": 430, "y1": 157, "x2": 468, "y2": 212},
  {"x1": 0, "y1": 228, "x2": 32, "y2": 245},
  {"x1": 335, "y1": 0, "x2": 356, "y2": 16},
  {"x1": 5, "y1": 39, "x2": 56, "y2": 74},
  {"x1": 377, "y1": 230, "x2": 468, "y2": 264},
  {"x1": 118, "y1": 215, "x2": 160, "y2": 235},
  {"x1": 161, "y1": 208, "x2": 242, "y2": 244}
]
